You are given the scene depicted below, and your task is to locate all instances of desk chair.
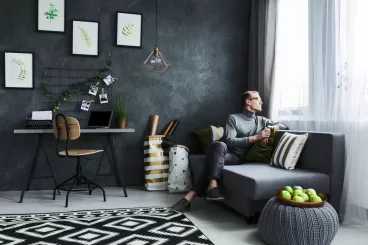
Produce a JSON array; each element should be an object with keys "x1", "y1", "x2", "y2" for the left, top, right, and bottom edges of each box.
[{"x1": 52, "y1": 114, "x2": 106, "y2": 207}]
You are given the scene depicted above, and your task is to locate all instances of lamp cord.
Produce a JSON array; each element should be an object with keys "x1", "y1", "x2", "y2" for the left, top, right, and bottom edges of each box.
[{"x1": 156, "y1": 0, "x2": 158, "y2": 47}]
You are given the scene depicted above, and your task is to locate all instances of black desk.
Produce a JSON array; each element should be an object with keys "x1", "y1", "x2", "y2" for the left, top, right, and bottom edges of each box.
[{"x1": 14, "y1": 128, "x2": 135, "y2": 203}]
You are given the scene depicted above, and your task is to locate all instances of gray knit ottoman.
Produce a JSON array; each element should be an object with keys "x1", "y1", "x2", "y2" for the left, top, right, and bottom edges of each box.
[{"x1": 258, "y1": 197, "x2": 339, "y2": 245}]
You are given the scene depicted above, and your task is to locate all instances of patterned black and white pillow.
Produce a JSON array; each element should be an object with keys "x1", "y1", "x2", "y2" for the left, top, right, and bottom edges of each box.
[{"x1": 270, "y1": 132, "x2": 308, "y2": 170}]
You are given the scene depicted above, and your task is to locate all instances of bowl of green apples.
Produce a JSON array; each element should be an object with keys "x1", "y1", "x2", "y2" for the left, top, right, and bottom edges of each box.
[{"x1": 276, "y1": 186, "x2": 328, "y2": 208}]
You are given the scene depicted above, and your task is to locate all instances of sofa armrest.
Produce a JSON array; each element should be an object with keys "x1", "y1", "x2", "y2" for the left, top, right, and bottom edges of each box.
[
  {"x1": 329, "y1": 133, "x2": 346, "y2": 214},
  {"x1": 275, "y1": 130, "x2": 346, "y2": 213}
]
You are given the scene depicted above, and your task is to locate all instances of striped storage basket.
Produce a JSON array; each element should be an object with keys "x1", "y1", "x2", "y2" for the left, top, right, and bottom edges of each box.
[{"x1": 144, "y1": 135, "x2": 169, "y2": 191}]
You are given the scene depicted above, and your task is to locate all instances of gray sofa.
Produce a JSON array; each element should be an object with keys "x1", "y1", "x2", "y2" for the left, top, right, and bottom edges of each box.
[{"x1": 189, "y1": 130, "x2": 346, "y2": 223}]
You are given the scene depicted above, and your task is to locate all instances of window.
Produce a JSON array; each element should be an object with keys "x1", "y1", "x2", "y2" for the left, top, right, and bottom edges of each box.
[{"x1": 271, "y1": 0, "x2": 309, "y2": 119}]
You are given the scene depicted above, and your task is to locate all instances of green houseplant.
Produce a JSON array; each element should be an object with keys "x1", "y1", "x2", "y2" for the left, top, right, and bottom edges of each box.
[{"x1": 113, "y1": 93, "x2": 127, "y2": 128}]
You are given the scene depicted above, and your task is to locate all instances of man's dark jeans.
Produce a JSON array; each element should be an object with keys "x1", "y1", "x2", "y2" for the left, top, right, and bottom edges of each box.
[{"x1": 192, "y1": 141, "x2": 242, "y2": 196}]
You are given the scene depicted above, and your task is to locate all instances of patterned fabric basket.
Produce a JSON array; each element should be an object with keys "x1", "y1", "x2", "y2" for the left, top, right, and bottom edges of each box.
[
  {"x1": 168, "y1": 145, "x2": 192, "y2": 193},
  {"x1": 144, "y1": 135, "x2": 169, "y2": 191}
]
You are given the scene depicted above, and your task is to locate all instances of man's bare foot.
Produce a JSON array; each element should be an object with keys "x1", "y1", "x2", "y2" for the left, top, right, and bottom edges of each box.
[{"x1": 184, "y1": 191, "x2": 197, "y2": 202}]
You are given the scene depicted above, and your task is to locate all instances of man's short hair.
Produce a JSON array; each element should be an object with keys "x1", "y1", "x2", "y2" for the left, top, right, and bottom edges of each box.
[{"x1": 242, "y1": 91, "x2": 259, "y2": 101}]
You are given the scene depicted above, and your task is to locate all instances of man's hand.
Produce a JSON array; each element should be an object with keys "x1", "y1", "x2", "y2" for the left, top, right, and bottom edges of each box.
[
  {"x1": 259, "y1": 138, "x2": 268, "y2": 147},
  {"x1": 249, "y1": 128, "x2": 271, "y2": 144},
  {"x1": 258, "y1": 128, "x2": 271, "y2": 139}
]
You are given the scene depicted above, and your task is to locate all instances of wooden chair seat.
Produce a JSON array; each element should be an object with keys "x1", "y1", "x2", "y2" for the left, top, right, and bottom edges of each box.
[{"x1": 58, "y1": 149, "x2": 104, "y2": 157}]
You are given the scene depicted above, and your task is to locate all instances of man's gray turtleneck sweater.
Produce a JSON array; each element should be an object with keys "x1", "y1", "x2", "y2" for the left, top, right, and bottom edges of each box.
[{"x1": 223, "y1": 109, "x2": 289, "y2": 157}]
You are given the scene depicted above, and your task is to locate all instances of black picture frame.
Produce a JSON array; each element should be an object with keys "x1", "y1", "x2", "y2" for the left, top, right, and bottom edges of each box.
[
  {"x1": 4, "y1": 51, "x2": 35, "y2": 90},
  {"x1": 116, "y1": 11, "x2": 143, "y2": 48},
  {"x1": 72, "y1": 19, "x2": 100, "y2": 57},
  {"x1": 37, "y1": 0, "x2": 66, "y2": 33}
]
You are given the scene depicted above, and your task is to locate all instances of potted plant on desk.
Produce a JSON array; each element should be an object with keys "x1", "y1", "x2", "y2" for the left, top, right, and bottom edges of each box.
[{"x1": 113, "y1": 93, "x2": 127, "y2": 128}]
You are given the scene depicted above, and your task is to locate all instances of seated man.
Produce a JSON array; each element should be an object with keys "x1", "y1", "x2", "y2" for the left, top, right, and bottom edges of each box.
[{"x1": 171, "y1": 91, "x2": 289, "y2": 212}]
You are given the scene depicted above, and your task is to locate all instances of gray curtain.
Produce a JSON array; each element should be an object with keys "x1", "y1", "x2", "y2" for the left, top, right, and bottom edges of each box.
[{"x1": 247, "y1": 0, "x2": 278, "y2": 118}]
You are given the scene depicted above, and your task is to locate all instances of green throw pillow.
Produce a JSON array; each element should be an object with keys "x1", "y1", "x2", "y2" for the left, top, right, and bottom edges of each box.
[
  {"x1": 192, "y1": 128, "x2": 212, "y2": 153},
  {"x1": 244, "y1": 127, "x2": 276, "y2": 163}
]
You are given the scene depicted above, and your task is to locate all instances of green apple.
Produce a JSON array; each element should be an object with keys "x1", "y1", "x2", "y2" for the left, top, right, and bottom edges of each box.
[
  {"x1": 308, "y1": 194, "x2": 318, "y2": 200},
  {"x1": 283, "y1": 186, "x2": 293, "y2": 195},
  {"x1": 306, "y1": 189, "x2": 317, "y2": 196},
  {"x1": 309, "y1": 195, "x2": 322, "y2": 202},
  {"x1": 293, "y1": 186, "x2": 303, "y2": 191},
  {"x1": 301, "y1": 193, "x2": 309, "y2": 202},
  {"x1": 292, "y1": 189, "x2": 303, "y2": 198},
  {"x1": 317, "y1": 192, "x2": 327, "y2": 200},
  {"x1": 279, "y1": 190, "x2": 291, "y2": 200},
  {"x1": 292, "y1": 196, "x2": 304, "y2": 202}
]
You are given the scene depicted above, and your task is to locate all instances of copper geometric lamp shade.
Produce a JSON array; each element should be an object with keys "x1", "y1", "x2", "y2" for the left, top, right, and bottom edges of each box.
[{"x1": 142, "y1": 0, "x2": 171, "y2": 74}]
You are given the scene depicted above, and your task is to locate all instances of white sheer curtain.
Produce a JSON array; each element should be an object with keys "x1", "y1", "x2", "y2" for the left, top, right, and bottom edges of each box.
[
  {"x1": 337, "y1": 0, "x2": 368, "y2": 227},
  {"x1": 272, "y1": 0, "x2": 368, "y2": 227}
]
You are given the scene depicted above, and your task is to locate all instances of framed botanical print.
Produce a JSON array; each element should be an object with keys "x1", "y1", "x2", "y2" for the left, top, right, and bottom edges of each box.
[
  {"x1": 4, "y1": 52, "x2": 34, "y2": 89},
  {"x1": 116, "y1": 12, "x2": 142, "y2": 48},
  {"x1": 38, "y1": 0, "x2": 66, "y2": 33},
  {"x1": 72, "y1": 20, "x2": 100, "y2": 56}
]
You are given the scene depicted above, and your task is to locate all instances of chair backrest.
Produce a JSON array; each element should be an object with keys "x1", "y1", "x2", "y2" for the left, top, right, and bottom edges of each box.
[{"x1": 53, "y1": 115, "x2": 80, "y2": 141}]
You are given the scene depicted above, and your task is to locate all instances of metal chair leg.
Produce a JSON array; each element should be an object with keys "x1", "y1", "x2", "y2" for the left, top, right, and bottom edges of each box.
[
  {"x1": 53, "y1": 174, "x2": 77, "y2": 200},
  {"x1": 82, "y1": 175, "x2": 106, "y2": 202},
  {"x1": 65, "y1": 175, "x2": 78, "y2": 208}
]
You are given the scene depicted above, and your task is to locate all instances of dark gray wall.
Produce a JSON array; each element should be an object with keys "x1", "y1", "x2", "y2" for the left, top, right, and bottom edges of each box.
[{"x1": 0, "y1": 0, "x2": 250, "y2": 191}]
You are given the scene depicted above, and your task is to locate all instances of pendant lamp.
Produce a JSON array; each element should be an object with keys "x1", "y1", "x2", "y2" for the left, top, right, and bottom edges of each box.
[{"x1": 142, "y1": 0, "x2": 171, "y2": 74}]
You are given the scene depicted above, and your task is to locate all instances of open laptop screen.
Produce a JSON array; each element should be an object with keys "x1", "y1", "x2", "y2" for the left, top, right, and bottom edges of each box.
[{"x1": 87, "y1": 111, "x2": 113, "y2": 128}]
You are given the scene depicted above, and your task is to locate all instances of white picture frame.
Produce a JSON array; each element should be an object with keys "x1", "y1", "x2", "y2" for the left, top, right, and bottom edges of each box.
[
  {"x1": 103, "y1": 75, "x2": 116, "y2": 86},
  {"x1": 116, "y1": 12, "x2": 142, "y2": 48},
  {"x1": 99, "y1": 94, "x2": 108, "y2": 104},
  {"x1": 88, "y1": 85, "x2": 99, "y2": 96},
  {"x1": 38, "y1": 0, "x2": 65, "y2": 33},
  {"x1": 81, "y1": 100, "x2": 91, "y2": 111},
  {"x1": 72, "y1": 20, "x2": 99, "y2": 56},
  {"x1": 4, "y1": 52, "x2": 34, "y2": 89}
]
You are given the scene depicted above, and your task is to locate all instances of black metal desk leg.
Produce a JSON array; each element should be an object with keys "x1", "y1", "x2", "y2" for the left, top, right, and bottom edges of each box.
[
  {"x1": 19, "y1": 134, "x2": 41, "y2": 203},
  {"x1": 93, "y1": 138, "x2": 109, "y2": 183},
  {"x1": 108, "y1": 134, "x2": 128, "y2": 197},
  {"x1": 41, "y1": 139, "x2": 60, "y2": 195}
]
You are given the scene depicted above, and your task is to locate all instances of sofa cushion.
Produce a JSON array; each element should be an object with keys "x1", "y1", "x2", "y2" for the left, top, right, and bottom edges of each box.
[
  {"x1": 222, "y1": 163, "x2": 330, "y2": 200},
  {"x1": 210, "y1": 125, "x2": 224, "y2": 141},
  {"x1": 245, "y1": 127, "x2": 276, "y2": 163},
  {"x1": 270, "y1": 132, "x2": 309, "y2": 170},
  {"x1": 192, "y1": 128, "x2": 212, "y2": 153}
]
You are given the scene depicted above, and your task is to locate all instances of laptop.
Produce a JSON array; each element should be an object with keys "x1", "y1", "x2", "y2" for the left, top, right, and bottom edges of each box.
[{"x1": 86, "y1": 111, "x2": 113, "y2": 128}]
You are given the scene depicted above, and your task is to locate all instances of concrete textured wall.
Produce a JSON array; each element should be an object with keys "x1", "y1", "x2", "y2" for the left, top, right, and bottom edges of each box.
[{"x1": 0, "y1": 0, "x2": 250, "y2": 190}]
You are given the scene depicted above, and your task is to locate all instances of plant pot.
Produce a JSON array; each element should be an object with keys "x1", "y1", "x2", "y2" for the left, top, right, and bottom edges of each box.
[{"x1": 118, "y1": 117, "x2": 127, "y2": 128}]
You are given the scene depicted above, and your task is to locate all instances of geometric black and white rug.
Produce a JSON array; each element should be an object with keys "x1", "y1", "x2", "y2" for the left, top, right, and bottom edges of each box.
[{"x1": 0, "y1": 207, "x2": 214, "y2": 245}]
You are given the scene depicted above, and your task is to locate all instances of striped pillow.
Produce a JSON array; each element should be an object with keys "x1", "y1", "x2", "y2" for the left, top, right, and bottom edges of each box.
[{"x1": 270, "y1": 132, "x2": 308, "y2": 170}]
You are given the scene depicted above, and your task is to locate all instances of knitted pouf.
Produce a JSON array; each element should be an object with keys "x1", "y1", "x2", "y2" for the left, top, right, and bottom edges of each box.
[{"x1": 258, "y1": 197, "x2": 339, "y2": 245}]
